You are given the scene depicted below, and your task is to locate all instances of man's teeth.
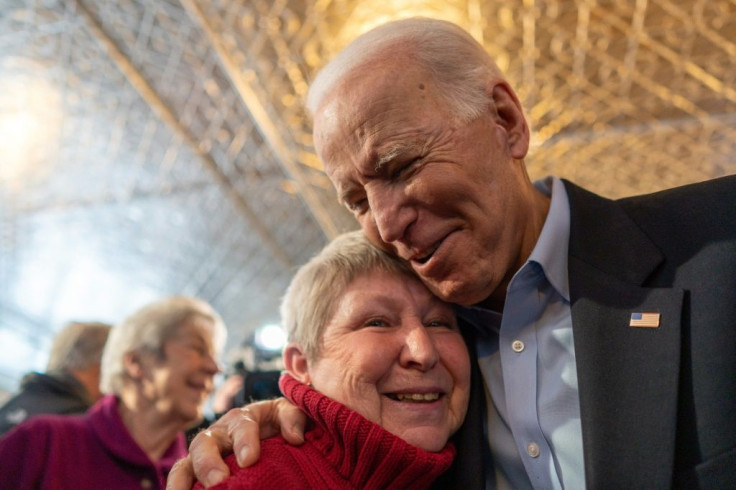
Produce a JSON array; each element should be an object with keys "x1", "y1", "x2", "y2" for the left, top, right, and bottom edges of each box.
[{"x1": 394, "y1": 393, "x2": 440, "y2": 402}]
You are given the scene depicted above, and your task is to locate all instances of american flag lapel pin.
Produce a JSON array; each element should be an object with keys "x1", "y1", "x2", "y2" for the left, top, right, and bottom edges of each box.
[{"x1": 629, "y1": 312, "x2": 660, "y2": 328}]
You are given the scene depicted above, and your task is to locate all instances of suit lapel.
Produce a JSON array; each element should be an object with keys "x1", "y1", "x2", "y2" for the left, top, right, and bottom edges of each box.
[
  {"x1": 570, "y1": 259, "x2": 682, "y2": 488},
  {"x1": 564, "y1": 181, "x2": 683, "y2": 488}
]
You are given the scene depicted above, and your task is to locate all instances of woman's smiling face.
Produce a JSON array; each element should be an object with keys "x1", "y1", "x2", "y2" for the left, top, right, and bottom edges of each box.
[
  {"x1": 138, "y1": 316, "x2": 220, "y2": 425},
  {"x1": 290, "y1": 269, "x2": 470, "y2": 452}
]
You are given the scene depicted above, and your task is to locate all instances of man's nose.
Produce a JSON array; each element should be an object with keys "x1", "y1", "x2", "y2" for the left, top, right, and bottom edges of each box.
[
  {"x1": 368, "y1": 186, "x2": 416, "y2": 245},
  {"x1": 399, "y1": 323, "x2": 439, "y2": 371}
]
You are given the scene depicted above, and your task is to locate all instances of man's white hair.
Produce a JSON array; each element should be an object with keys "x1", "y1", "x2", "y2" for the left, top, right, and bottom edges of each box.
[{"x1": 306, "y1": 17, "x2": 504, "y2": 122}]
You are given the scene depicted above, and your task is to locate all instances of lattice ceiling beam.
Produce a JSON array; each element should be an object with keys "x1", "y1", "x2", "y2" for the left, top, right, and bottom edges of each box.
[
  {"x1": 71, "y1": 0, "x2": 293, "y2": 268},
  {"x1": 592, "y1": 4, "x2": 736, "y2": 104},
  {"x1": 180, "y1": 0, "x2": 341, "y2": 240}
]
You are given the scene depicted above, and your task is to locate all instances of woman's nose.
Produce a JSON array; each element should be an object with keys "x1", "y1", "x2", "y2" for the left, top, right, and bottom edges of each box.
[
  {"x1": 202, "y1": 351, "x2": 221, "y2": 375},
  {"x1": 399, "y1": 322, "x2": 439, "y2": 371}
]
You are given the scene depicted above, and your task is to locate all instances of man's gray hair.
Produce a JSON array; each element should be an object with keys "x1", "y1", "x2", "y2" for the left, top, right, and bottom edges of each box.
[
  {"x1": 280, "y1": 230, "x2": 414, "y2": 361},
  {"x1": 46, "y1": 322, "x2": 112, "y2": 373},
  {"x1": 100, "y1": 296, "x2": 226, "y2": 396},
  {"x1": 306, "y1": 17, "x2": 504, "y2": 122}
]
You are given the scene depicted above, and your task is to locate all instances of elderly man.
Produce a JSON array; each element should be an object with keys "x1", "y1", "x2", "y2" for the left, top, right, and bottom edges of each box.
[{"x1": 174, "y1": 17, "x2": 736, "y2": 489}]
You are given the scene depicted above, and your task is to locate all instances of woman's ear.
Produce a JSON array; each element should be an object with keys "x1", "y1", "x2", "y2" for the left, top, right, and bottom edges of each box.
[
  {"x1": 283, "y1": 342, "x2": 311, "y2": 385},
  {"x1": 123, "y1": 351, "x2": 145, "y2": 380},
  {"x1": 486, "y1": 80, "x2": 530, "y2": 160}
]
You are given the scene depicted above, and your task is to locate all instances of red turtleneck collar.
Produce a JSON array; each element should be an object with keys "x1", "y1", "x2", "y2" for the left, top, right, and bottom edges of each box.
[{"x1": 202, "y1": 373, "x2": 455, "y2": 489}]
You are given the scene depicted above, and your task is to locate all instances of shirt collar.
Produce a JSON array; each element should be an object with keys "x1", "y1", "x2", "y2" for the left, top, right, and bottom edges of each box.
[
  {"x1": 458, "y1": 176, "x2": 571, "y2": 331},
  {"x1": 529, "y1": 176, "x2": 570, "y2": 302}
]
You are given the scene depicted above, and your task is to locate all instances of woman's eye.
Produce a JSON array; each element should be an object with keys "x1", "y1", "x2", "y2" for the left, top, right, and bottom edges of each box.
[
  {"x1": 426, "y1": 319, "x2": 455, "y2": 329},
  {"x1": 186, "y1": 343, "x2": 208, "y2": 356},
  {"x1": 365, "y1": 318, "x2": 388, "y2": 327}
]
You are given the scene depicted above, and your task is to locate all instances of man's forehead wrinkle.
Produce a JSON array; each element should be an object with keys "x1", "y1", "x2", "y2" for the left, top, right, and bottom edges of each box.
[
  {"x1": 363, "y1": 114, "x2": 426, "y2": 173},
  {"x1": 374, "y1": 131, "x2": 435, "y2": 172},
  {"x1": 374, "y1": 144, "x2": 412, "y2": 172}
]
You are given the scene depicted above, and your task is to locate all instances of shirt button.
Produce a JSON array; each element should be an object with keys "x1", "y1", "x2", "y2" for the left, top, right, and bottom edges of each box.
[
  {"x1": 526, "y1": 442, "x2": 540, "y2": 458},
  {"x1": 512, "y1": 340, "x2": 525, "y2": 352},
  {"x1": 140, "y1": 478, "x2": 152, "y2": 489}
]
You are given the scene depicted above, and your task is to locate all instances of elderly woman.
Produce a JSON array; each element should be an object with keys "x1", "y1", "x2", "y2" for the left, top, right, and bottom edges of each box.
[
  {"x1": 194, "y1": 231, "x2": 471, "y2": 489},
  {"x1": 0, "y1": 296, "x2": 225, "y2": 490}
]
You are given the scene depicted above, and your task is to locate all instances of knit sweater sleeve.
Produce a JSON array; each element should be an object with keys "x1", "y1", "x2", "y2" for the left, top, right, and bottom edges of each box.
[{"x1": 194, "y1": 437, "x2": 310, "y2": 490}]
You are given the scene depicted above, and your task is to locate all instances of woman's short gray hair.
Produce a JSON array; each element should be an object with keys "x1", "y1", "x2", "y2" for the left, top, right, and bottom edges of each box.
[
  {"x1": 306, "y1": 17, "x2": 504, "y2": 123},
  {"x1": 280, "y1": 230, "x2": 414, "y2": 360},
  {"x1": 100, "y1": 296, "x2": 226, "y2": 395}
]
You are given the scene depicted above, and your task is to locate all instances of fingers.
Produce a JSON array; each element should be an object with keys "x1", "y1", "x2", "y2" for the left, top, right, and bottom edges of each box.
[
  {"x1": 166, "y1": 456, "x2": 194, "y2": 490},
  {"x1": 272, "y1": 397, "x2": 307, "y2": 446},
  {"x1": 185, "y1": 398, "x2": 308, "y2": 486},
  {"x1": 227, "y1": 398, "x2": 308, "y2": 467},
  {"x1": 188, "y1": 426, "x2": 233, "y2": 487},
  {"x1": 228, "y1": 406, "x2": 263, "y2": 468}
]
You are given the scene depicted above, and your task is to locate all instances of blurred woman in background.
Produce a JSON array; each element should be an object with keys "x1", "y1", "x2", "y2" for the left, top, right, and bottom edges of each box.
[{"x1": 0, "y1": 295, "x2": 225, "y2": 490}]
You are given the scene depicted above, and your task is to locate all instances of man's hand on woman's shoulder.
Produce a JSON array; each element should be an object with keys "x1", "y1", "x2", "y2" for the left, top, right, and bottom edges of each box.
[{"x1": 166, "y1": 398, "x2": 306, "y2": 489}]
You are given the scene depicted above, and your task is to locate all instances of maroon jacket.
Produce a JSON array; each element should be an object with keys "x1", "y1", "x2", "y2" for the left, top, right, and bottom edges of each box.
[{"x1": 0, "y1": 394, "x2": 186, "y2": 489}]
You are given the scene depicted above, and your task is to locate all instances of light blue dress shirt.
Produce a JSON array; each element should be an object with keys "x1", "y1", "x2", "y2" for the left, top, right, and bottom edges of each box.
[{"x1": 459, "y1": 177, "x2": 585, "y2": 489}]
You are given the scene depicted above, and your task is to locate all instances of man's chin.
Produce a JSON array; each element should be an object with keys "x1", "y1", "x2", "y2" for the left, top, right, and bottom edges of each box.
[
  {"x1": 426, "y1": 280, "x2": 470, "y2": 305},
  {"x1": 425, "y1": 276, "x2": 494, "y2": 307}
]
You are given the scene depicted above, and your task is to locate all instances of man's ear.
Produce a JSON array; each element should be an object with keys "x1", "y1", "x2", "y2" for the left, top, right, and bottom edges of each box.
[
  {"x1": 283, "y1": 342, "x2": 311, "y2": 385},
  {"x1": 487, "y1": 81, "x2": 530, "y2": 159}
]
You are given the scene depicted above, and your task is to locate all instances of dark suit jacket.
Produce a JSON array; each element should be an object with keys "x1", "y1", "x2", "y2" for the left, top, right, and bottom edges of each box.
[
  {"x1": 566, "y1": 176, "x2": 736, "y2": 488},
  {"x1": 442, "y1": 176, "x2": 736, "y2": 489}
]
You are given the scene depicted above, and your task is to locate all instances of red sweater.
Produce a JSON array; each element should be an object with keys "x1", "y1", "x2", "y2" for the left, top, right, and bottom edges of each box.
[{"x1": 199, "y1": 374, "x2": 455, "y2": 489}]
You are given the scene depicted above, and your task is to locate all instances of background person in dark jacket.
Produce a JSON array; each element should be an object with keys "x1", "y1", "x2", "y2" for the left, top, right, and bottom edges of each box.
[{"x1": 0, "y1": 321, "x2": 111, "y2": 435}]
